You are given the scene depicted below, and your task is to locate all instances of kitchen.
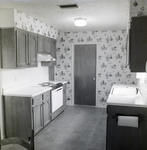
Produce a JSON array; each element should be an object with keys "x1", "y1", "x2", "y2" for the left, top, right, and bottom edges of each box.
[{"x1": 1, "y1": 0, "x2": 147, "y2": 150}]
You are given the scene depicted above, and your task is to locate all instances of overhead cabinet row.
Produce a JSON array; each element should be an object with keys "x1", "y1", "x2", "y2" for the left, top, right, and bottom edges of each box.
[{"x1": 0, "y1": 28, "x2": 56, "y2": 69}]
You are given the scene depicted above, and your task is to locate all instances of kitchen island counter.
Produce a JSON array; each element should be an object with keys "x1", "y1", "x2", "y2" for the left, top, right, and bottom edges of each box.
[{"x1": 107, "y1": 84, "x2": 147, "y2": 108}]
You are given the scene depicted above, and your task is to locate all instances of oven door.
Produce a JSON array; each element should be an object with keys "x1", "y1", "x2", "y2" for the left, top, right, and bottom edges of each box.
[{"x1": 51, "y1": 87, "x2": 63, "y2": 113}]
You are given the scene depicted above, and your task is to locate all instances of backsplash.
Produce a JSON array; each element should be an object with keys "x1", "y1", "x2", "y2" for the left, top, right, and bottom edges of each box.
[
  {"x1": 2, "y1": 63, "x2": 48, "y2": 89},
  {"x1": 55, "y1": 30, "x2": 136, "y2": 107}
]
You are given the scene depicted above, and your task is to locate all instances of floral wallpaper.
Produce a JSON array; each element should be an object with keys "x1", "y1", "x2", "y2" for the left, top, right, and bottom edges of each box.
[
  {"x1": 55, "y1": 30, "x2": 136, "y2": 108},
  {"x1": 130, "y1": 0, "x2": 147, "y2": 17},
  {"x1": 14, "y1": 9, "x2": 58, "y2": 39}
]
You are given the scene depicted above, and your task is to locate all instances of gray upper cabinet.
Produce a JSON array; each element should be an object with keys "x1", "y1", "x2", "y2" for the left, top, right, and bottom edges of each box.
[
  {"x1": 51, "y1": 39, "x2": 56, "y2": 59},
  {"x1": 37, "y1": 35, "x2": 56, "y2": 56},
  {"x1": 44, "y1": 38, "x2": 52, "y2": 54},
  {"x1": 0, "y1": 28, "x2": 37, "y2": 69},
  {"x1": 37, "y1": 35, "x2": 44, "y2": 54},
  {"x1": 129, "y1": 16, "x2": 147, "y2": 72},
  {"x1": 37, "y1": 35, "x2": 52, "y2": 54},
  {"x1": 28, "y1": 33, "x2": 38, "y2": 67},
  {"x1": 16, "y1": 29, "x2": 28, "y2": 68}
]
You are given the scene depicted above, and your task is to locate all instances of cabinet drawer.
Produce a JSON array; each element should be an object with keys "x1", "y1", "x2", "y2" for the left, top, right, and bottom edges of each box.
[
  {"x1": 43, "y1": 91, "x2": 50, "y2": 101},
  {"x1": 33, "y1": 95, "x2": 42, "y2": 105}
]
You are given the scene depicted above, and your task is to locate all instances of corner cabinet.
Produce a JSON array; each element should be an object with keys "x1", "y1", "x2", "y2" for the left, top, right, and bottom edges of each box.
[
  {"x1": 129, "y1": 16, "x2": 147, "y2": 72},
  {"x1": 0, "y1": 28, "x2": 37, "y2": 69}
]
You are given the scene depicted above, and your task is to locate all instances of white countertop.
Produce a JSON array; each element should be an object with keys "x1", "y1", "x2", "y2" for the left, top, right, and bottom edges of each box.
[
  {"x1": 2, "y1": 80, "x2": 67, "y2": 97},
  {"x1": 107, "y1": 84, "x2": 147, "y2": 107},
  {"x1": 3, "y1": 86, "x2": 52, "y2": 97}
]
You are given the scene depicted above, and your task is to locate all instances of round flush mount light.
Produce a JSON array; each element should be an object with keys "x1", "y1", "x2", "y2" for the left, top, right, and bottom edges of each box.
[{"x1": 74, "y1": 18, "x2": 87, "y2": 27}]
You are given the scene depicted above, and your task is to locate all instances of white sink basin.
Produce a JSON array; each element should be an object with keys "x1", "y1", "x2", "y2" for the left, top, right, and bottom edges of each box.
[
  {"x1": 115, "y1": 95, "x2": 136, "y2": 104},
  {"x1": 107, "y1": 85, "x2": 146, "y2": 106},
  {"x1": 112, "y1": 86, "x2": 137, "y2": 95}
]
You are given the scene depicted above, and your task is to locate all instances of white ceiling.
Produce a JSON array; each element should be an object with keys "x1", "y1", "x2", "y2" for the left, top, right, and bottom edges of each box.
[{"x1": 0, "y1": 0, "x2": 130, "y2": 32}]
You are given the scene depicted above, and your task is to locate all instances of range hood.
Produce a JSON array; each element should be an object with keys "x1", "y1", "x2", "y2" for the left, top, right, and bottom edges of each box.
[{"x1": 37, "y1": 54, "x2": 56, "y2": 62}]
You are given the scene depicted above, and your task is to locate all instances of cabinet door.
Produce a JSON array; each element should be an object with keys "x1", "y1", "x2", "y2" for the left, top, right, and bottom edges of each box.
[
  {"x1": 4, "y1": 96, "x2": 32, "y2": 142},
  {"x1": 16, "y1": 29, "x2": 28, "y2": 67},
  {"x1": 42, "y1": 91, "x2": 50, "y2": 126},
  {"x1": 51, "y1": 39, "x2": 56, "y2": 59},
  {"x1": 37, "y1": 35, "x2": 44, "y2": 53},
  {"x1": 44, "y1": 38, "x2": 52, "y2": 54},
  {"x1": 29, "y1": 33, "x2": 37, "y2": 67},
  {"x1": 33, "y1": 102, "x2": 43, "y2": 135},
  {"x1": 130, "y1": 17, "x2": 147, "y2": 72},
  {"x1": 43, "y1": 100, "x2": 50, "y2": 126},
  {"x1": 1, "y1": 28, "x2": 16, "y2": 68}
]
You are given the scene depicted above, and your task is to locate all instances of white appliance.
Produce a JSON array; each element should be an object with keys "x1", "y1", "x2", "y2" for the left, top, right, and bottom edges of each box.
[
  {"x1": 51, "y1": 87, "x2": 63, "y2": 113},
  {"x1": 51, "y1": 86, "x2": 64, "y2": 120}
]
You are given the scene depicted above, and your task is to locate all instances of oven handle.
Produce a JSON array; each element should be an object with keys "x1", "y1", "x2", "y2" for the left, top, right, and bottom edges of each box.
[{"x1": 52, "y1": 87, "x2": 63, "y2": 92}]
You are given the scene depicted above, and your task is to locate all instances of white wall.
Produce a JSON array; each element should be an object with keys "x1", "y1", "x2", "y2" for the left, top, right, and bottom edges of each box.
[
  {"x1": 2, "y1": 63, "x2": 48, "y2": 89},
  {"x1": 0, "y1": 9, "x2": 15, "y2": 28}
]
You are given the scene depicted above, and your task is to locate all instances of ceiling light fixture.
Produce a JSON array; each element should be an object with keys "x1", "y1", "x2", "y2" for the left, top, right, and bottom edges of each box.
[{"x1": 74, "y1": 18, "x2": 87, "y2": 27}]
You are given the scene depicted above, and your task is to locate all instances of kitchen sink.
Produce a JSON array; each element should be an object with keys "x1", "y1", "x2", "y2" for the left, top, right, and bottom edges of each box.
[{"x1": 112, "y1": 86, "x2": 137, "y2": 95}]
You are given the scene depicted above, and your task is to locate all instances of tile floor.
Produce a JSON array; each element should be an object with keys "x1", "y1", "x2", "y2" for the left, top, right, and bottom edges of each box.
[{"x1": 1, "y1": 106, "x2": 107, "y2": 150}]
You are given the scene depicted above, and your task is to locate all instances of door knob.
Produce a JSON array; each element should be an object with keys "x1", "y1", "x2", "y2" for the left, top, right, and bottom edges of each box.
[{"x1": 93, "y1": 78, "x2": 96, "y2": 81}]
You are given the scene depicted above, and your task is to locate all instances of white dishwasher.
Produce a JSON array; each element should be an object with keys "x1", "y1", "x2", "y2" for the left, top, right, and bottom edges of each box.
[{"x1": 51, "y1": 86, "x2": 63, "y2": 120}]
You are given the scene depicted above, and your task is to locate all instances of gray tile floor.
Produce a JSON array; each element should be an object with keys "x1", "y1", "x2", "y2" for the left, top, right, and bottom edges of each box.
[{"x1": 2, "y1": 106, "x2": 107, "y2": 150}]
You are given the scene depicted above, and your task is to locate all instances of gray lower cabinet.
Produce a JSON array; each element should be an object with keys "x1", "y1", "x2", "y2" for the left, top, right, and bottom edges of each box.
[
  {"x1": 3, "y1": 96, "x2": 32, "y2": 142},
  {"x1": 0, "y1": 28, "x2": 37, "y2": 69},
  {"x1": 106, "y1": 105, "x2": 147, "y2": 150},
  {"x1": 33, "y1": 94, "x2": 43, "y2": 135},
  {"x1": 3, "y1": 90, "x2": 51, "y2": 149},
  {"x1": 32, "y1": 91, "x2": 51, "y2": 135}
]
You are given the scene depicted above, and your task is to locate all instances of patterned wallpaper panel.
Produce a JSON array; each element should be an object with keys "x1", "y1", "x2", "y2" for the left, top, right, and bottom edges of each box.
[
  {"x1": 55, "y1": 30, "x2": 136, "y2": 108},
  {"x1": 130, "y1": 0, "x2": 147, "y2": 17},
  {"x1": 14, "y1": 9, "x2": 58, "y2": 39}
]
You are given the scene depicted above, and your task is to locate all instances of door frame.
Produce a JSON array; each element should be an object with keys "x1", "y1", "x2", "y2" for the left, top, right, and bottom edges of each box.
[{"x1": 72, "y1": 43, "x2": 99, "y2": 107}]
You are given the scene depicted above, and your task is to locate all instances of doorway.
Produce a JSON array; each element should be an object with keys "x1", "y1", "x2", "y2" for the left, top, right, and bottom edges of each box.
[{"x1": 74, "y1": 44, "x2": 96, "y2": 106}]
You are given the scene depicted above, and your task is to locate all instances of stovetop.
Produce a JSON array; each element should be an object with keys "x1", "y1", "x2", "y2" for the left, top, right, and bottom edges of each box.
[{"x1": 38, "y1": 82, "x2": 63, "y2": 89}]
